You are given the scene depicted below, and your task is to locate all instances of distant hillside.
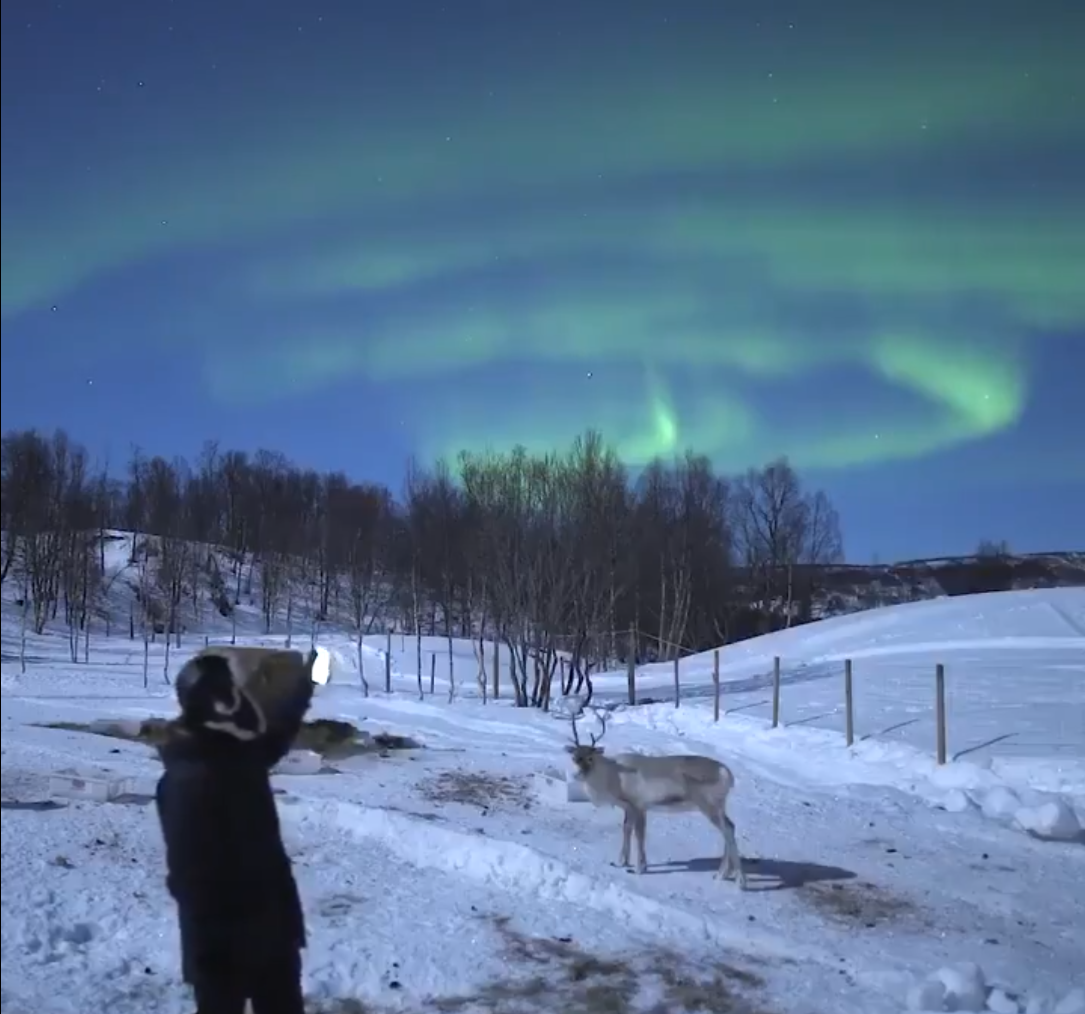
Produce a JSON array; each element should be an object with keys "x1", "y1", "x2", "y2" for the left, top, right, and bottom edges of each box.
[
  {"x1": 2, "y1": 529, "x2": 1081, "y2": 656},
  {"x1": 811, "y1": 552, "x2": 1085, "y2": 618},
  {"x1": 1, "y1": 530, "x2": 359, "y2": 648}
]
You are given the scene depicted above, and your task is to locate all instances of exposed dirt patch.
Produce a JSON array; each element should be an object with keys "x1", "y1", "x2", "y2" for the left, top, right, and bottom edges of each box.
[
  {"x1": 38, "y1": 718, "x2": 420, "y2": 759},
  {"x1": 47, "y1": 717, "x2": 174, "y2": 747},
  {"x1": 28, "y1": 909, "x2": 776, "y2": 1014},
  {"x1": 802, "y1": 879, "x2": 919, "y2": 928},
  {"x1": 295, "y1": 718, "x2": 366, "y2": 755},
  {"x1": 381, "y1": 804, "x2": 449, "y2": 824},
  {"x1": 427, "y1": 914, "x2": 772, "y2": 1014},
  {"x1": 308, "y1": 1002, "x2": 380, "y2": 1014},
  {"x1": 310, "y1": 1001, "x2": 449, "y2": 1014},
  {"x1": 0, "y1": 800, "x2": 66, "y2": 812},
  {"x1": 417, "y1": 769, "x2": 531, "y2": 809},
  {"x1": 299, "y1": 719, "x2": 421, "y2": 758}
]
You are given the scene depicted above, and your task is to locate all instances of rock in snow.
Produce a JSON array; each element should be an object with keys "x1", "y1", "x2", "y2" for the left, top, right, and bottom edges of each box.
[
  {"x1": 980, "y1": 785, "x2": 1022, "y2": 821},
  {"x1": 988, "y1": 987, "x2": 1022, "y2": 1014},
  {"x1": 1014, "y1": 798, "x2": 1082, "y2": 842},
  {"x1": 1054, "y1": 988, "x2": 1085, "y2": 1014},
  {"x1": 939, "y1": 788, "x2": 975, "y2": 814},
  {"x1": 907, "y1": 963, "x2": 987, "y2": 1012},
  {"x1": 907, "y1": 964, "x2": 1083, "y2": 1014},
  {"x1": 931, "y1": 963, "x2": 989, "y2": 1012},
  {"x1": 907, "y1": 976, "x2": 949, "y2": 1011}
]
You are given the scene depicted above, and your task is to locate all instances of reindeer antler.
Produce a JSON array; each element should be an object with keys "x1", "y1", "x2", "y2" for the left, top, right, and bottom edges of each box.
[
  {"x1": 571, "y1": 705, "x2": 610, "y2": 749},
  {"x1": 589, "y1": 708, "x2": 609, "y2": 748}
]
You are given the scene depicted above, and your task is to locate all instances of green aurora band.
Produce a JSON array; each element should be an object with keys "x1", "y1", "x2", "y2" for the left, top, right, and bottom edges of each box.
[{"x1": 2, "y1": 12, "x2": 1081, "y2": 474}]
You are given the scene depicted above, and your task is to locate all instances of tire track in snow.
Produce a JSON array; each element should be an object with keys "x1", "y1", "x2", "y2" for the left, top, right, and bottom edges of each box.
[{"x1": 1045, "y1": 598, "x2": 1085, "y2": 638}]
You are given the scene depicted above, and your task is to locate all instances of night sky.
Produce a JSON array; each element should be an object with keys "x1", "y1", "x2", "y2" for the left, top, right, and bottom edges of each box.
[{"x1": 2, "y1": 1, "x2": 1082, "y2": 561}]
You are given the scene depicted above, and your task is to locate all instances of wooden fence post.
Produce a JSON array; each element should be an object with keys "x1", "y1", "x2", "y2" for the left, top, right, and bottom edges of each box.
[
  {"x1": 626, "y1": 628, "x2": 636, "y2": 705},
  {"x1": 712, "y1": 648, "x2": 721, "y2": 722},
  {"x1": 673, "y1": 655, "x2": 681, "y2": 708},
  {"x1": 429, "y1": 652, "x2": 436, "y2": 694},
  {"x1": 384, "y1": 629, "x2": 392, "y2": 693},
  {"x1": 935, "y1": 663, "x2": 947, "y2": 764},
  {"x1": 492, "y1": 641, "x2": 500, "y2": 700},
  {"x1": 844, "y1": 658, "x2": 854, "y2": 746},
  {"x1": 771, "y1": 656, "x2": 781, "y2": 728}
]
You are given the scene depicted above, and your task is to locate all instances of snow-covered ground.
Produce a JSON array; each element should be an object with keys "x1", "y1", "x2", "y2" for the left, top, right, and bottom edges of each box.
[{"x1": 2, "y1": 588, "x2": 1083, "y2": 1013}]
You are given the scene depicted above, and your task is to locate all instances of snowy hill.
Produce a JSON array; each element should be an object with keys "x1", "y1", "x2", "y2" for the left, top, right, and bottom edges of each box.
[
  {"x1": 10, "y1": 529, "x2": 1079, "y2": 657},
  {"x1": 41, "y1": 529, "x2": 368, "y2": 643},
  {"x1": 2, "y1": 580, "x2": 1084, "y2": 1013},
  {"x1": 591, "y1": 587, "x2": 1085, "y2": 836}
]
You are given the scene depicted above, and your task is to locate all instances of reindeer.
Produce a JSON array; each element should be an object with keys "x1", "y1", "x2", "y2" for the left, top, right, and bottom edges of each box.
[{"x1": 566, "y1": 711, "x2": 747, "y2": 887}]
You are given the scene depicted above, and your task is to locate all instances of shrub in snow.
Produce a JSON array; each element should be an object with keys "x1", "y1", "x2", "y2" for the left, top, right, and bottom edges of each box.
[{"x1": 1014, "y1": 798, "x2": 1082, "y2": 841}]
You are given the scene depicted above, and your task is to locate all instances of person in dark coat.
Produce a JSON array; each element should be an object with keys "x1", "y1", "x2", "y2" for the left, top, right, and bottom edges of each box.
[{"x1": 155, "y1": 648, "x2": 317, "y2": 1014}]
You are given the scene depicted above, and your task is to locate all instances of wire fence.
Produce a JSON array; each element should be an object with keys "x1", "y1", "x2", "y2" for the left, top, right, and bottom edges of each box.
[
  {"x1": 6, "y1": 619, "x2": 1080, "y2": 768},
  {"x1": 340, "y1": 628, "x2": 1082, "y2": 768}
]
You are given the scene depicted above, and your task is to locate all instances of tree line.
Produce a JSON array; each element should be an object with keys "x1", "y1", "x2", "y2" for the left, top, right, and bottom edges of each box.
[{"x1": 1, "y1": 427, "x2": 843, "y2": 704}]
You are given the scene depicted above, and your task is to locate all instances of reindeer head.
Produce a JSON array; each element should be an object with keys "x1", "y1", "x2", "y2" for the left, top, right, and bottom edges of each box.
[{"x1": 566, "y1": 709, "x2": 608, "y2": 774}]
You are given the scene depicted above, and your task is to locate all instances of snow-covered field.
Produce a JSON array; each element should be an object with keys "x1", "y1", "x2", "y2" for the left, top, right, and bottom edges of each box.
[{"x1": 2, "y1": 588, "x2": 1083, "y2": 1013}]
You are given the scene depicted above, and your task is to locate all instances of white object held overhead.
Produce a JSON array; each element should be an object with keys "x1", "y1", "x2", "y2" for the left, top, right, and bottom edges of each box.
[{"x1": 310, "y1": 645, "x2": 332, "y2": 686}]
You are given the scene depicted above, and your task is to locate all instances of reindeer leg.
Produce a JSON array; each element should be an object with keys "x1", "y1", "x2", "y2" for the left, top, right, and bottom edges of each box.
[
  {"x1": 695, "y1": 799, "x2": 746, "y2": 887},
  {"x1": 721, "y1": 812, "x2": 747, "y2": 889},
  {"x1": 618, "y1": 807, "x2": 632, "y2": 868},
  {"x1": 632, "y1": 809, "x2": 648, "y2": 874}
]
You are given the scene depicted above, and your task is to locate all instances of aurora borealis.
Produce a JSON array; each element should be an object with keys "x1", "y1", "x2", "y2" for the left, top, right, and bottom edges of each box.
[{"x1": 2, "y1": 1, "x2": 1082, "y2": 558}]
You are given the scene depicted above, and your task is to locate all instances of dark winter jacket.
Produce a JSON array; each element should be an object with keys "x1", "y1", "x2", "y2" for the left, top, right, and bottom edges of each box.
[{"x1": 155, "y1": 727, "x2": 306, "y2": 984}]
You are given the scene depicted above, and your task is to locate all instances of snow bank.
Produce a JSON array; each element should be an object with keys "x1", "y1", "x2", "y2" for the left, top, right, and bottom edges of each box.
[
  {"x1": 931, "y1": 782, "x2": 1082, "y2": 843},
  {"x1": 905, "y1": 964, "x2": 1084, "y2": 1013},
  {"x1": 320, "y1": 797, "x2": 829, "y2": 966},
  {"x1": 609, "y1": 702, "x2": 1085, "y2": 844}
]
